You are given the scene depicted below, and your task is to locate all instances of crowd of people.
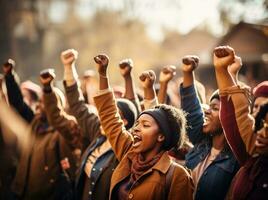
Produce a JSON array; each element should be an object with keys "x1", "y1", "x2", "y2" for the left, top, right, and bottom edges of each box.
[{"x1": 0, "y1": 45, "x2": 267, "y2": 200}]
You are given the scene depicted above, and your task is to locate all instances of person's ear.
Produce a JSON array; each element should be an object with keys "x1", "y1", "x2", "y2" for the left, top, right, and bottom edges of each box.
[{"x1": 157, "y1": 134, "x2": 165, "y2": 142}]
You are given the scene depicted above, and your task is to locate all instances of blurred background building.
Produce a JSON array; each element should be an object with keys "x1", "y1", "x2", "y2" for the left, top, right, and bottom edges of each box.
[{"x1": 0, "y1": 0, "x2": 267, "y2": 95}]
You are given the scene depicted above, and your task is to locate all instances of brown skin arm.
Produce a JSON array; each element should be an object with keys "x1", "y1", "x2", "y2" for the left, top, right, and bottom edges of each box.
[
  {"x1": 119, "y1": 58, "x2": 135, "y2": 100},
  {"x1": 61, "y1": 49, "x2": 78, "y2": 86},
  {"x1": 158, "y1": 65, "x2": 176, "y2": 104},
  {"x1": 94, "y1": 54, "x2": 110, "y2": 90},
  {"x1": 214, "y1": 46, "x2": 236, "y2": 89},
  {"x1": 181, "y1": 56, "x2": 199, "y2": 88}
]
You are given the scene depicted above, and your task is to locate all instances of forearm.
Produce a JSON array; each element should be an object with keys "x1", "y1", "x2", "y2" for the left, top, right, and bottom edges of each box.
[
  {"x1": 43, "y1": 87, "x2": 78, "y2": 148},
  {"x1": 182, "y1": 71, "x2": 194, "y2": 88},
  {"x1": 123, "y1": 75, "x2": 135, "y2": 100},
  {"x1": 64, "y1": 64, "x2": 78, "y2": 87},
  {"x1": 64, "y1": 82, "x2": 100, "y2": 143},
  {"x1": 220, "y1": 94, "x2": 249, "y2": 165},
  {"x1": 180, "y1": 84, "x2": 204, "y2": 144},
  {"x1": 157, "y1": 82, "x2": 168, "y2": 104},
  {"x1": 5, "y1": 73, "x2": 34, "y2": 122},
  {"x1": 215, "y1": 68, "x2": 236, "y2": 90},
  {"x1": 94, "y1": 91, "x2": 132, "y2": 160},
  {"x1": 220, "y1": 86, "x2": 256, "y2": 155}
]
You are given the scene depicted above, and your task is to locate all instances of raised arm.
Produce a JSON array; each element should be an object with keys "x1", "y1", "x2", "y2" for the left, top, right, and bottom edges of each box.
[
  {"x1": 40, "y1": 69, "x2": 81, "y2": 149},
  {"x1": 3, "y1": 59, "x2": 34, "y2": 122},
  {"x1": 93, "y1": 54, "x2": 133, "y2": 161},
  {"x1": 158, "y1": 65, "x2": 176, "y2": 104},
  {"x1": 139, "y1": 70, "x2": 158, "y2": 109},
  {"x1": 61, "y1": 49, "x2": 101, "y2": 149},
  {"x1": 119, "y1": 58, "x2": 141, "y2": 114},
  {"x1": 214, "y1": 46, "x2": 255, "y2": 159},
  {"x1": 180, "y1": 56, "x2": 204, "y2": 145}
]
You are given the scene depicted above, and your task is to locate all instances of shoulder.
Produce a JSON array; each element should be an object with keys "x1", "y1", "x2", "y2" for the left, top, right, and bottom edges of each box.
[{"x1": 172, "y1": 162, "x2": 192, "y2": 178}]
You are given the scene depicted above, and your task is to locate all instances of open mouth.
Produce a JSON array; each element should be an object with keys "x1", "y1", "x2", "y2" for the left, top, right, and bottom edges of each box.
[
  {"x1": 203, "y1": 117, "x2": 210, "y2": 126},
  {"x1": 133, "y1": 135, "x2": 142, "y2": 147}
]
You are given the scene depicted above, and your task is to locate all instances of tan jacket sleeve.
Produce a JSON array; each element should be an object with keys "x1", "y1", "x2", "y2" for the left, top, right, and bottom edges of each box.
[{"x1": 94, "y1": 91, "x2": 133, "y2": 161}]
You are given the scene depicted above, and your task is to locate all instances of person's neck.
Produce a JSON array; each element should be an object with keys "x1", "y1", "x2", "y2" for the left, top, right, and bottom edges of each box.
[
  {"x1": 212, "y1": 133, "x2": 225, "y2": 151},
  {"x1": 139, "y1": 148, "x2": 163, "y2": 162}
]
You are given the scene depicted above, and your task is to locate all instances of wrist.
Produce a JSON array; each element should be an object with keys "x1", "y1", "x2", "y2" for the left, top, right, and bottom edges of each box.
[
  {"x1": 43, "y1": 83, "x2": 52, "y2": 93},
  {"x1": 99, "y1": 72, "x2": 107, "y2": 78}
]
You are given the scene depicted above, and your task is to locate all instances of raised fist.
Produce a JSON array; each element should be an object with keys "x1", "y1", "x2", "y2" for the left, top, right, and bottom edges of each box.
[
  {"x1": 228, "y1": 56, "x2": 242, "y2": 76},
  {"x1": 139, "y1": 70, "x2": 156, "y2": 89},
  {"x1": 3, "y1": 58, "x2": 15, "y2": 75},
  {"x1": 213, "y1": 46, "x2": 235, "y2": 69},
  {"x1": 94, "y1": 54, "x2": 109, "y2": 76},
  {"x1": 159, "y1": 65, "x2": 176, "y2": 83},
  {"x1": 181, "y1": 55, "x2": 199, "y2": 73},
  {"x1": 39, "y1": 68, "x2": 56, "y2": 85},
  {"x1": 61, "y1": 49, "x2": 78, "y2": 67},
  {"x1": 119, "y1": 58, "x2": 133, "y2": 77}
]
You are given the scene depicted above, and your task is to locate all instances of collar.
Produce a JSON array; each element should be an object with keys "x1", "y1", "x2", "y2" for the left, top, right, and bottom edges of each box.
[{"x1": 127, "y1": 151, "x2": 172, "y2": 174}]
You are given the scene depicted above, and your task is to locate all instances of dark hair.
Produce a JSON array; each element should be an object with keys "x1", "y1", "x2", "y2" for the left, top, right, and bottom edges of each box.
[
  {"x1": 117, "y1": 98, "x2": 137, "y2": 130},
  {"x1": 153, "y1": 104, "x2": 186, "y2": 150},
  {"x1": 254, "y1": 100, "x2": 268, "y2": 132}
]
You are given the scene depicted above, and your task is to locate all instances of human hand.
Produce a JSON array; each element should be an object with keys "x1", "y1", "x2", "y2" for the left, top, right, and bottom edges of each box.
[
  {"x1": 159, "y1": 65, "x2": 176, "y2": 83},
  {"x1": 228, "y1": 56, "x2": 242, "y2": 76},
  {"x1": 60, "y1": 49, "x2": 78, "y2": 67},
  {"x1": 39, "y1": 68, "x2": 56, "y2": 85},
  {"x1": 94, "y1": 54, "x2": 109, "y2": 77},
  {"x1": 181, "y1": 56, "x2": 199, "y2": 73},
  {"x1": 119, "y1": 58, "x2": 133, "y2": 77},
  {"x1": 3, "y1": 59, "x2": 15, "y2": 75},
  {"x1": 213, "y1": 46, "x2": 235, "y2": 70},
  {"x1": 139, "y1": 70, "x2": 156, "y2": 89}
]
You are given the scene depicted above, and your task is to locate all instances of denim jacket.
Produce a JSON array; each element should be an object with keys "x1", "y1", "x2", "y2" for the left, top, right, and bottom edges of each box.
[
  {"x1": 181, "y1": 84, "x2": 239, "y2": 200},
  {"x1": 75, "y1": 136, "x2": 118, "y2": 200}
]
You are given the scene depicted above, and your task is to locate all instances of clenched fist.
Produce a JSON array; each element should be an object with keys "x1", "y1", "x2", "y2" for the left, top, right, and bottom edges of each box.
[
  {"x1": 39, "y1": 68, "x2": 56, "y2": 85},
  {"x1": 61, "y1": 49, "x2": 78, "y2": 67},
  {"x1": 159, "y1": 65, "x2": 176, "y2": 83},
  {"x1": 139, "y1": 70, "x2": 156, "y2": 89},
  {"x1": 119, "y1": 58, "x2": 133, "y2": 77},
  {"x1": 181, "y1": 56, "x2": 199, "y2": 73},
  {"x1": 213, "y1": 46, "x2": 235, "y2": 70},
  {"x1": 94, "y1": 54, "x2": 109, "y2": 77},
  {"x1": 3, "y1": 59, "x2": 15, "y2": 75}
]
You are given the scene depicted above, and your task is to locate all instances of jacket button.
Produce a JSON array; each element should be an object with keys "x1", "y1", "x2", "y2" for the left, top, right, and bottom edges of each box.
[
  {"x1": 44, "y1": 166, "x2": 49, "y2": 171},
  {"x1": 263, "y1": 183, "x2": 268, "y2": 188},
  {"x1": 92, "y1": 168, "x2": 96, "y2": 171},
  {"x1": 99, "y1": 168, "x2": 103, "y2": 171},
  {"x1": 91, "y1": 182, "x2": 95, "y2": 185},
  {"x1": 49, "y1": 179, "x2": 54, "y2": 183},
  {"x1": 128, "y1": 193, "x2": 133, "y2": 199},
  {"x1": 89, "y1": 191, "x2": 92, "y2": 195}
]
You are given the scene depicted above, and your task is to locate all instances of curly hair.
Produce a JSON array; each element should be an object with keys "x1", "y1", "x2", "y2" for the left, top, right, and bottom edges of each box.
[{"x1": 154, "y1": 104, "x2": 187, "y2": 150}]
